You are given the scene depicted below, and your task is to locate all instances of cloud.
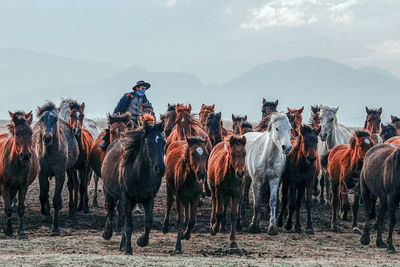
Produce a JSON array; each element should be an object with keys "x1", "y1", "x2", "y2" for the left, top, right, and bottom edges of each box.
[
  {"x1": 165, "y1": 0, "x2": 178, "y2": 6},
  {"x1": 240, "y1": 0, "x2": 360, "y2": 30}
]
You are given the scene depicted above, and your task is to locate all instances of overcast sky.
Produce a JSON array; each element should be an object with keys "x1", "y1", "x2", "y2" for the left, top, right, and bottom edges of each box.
[{"x1": 1, "y1": 0, "x2": 399, "y2": 84}]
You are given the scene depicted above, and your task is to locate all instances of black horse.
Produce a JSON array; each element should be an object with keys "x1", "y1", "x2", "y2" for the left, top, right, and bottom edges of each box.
[{"x1": 101, "y1": 121, "x2": 166, "y2": 255}]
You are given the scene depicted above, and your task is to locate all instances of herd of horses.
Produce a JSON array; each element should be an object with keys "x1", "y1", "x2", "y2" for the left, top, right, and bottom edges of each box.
[{"x1": 1, "y1": 97, "x2": 400, "y2": 255}]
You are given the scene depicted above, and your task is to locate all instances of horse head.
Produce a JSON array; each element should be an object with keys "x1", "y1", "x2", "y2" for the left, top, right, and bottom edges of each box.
[
  {"x1": 175, "y1": 104, "x2": 193, "y2": 138},
  {"x1": 186, "y1": 136, "x2": 209, "y2": 182},
  {"x1": 108, "y1": 112, "x2": 132, "y2": 143},
  {"x1": 319, "y1": 105, "x2": 339, "y2": 141},
  {"x1": 350, "y1": 130, "x2": 374, "y2": 160},
  {"x1": 226, "y1": 135, "x2": 246, "y2": 178},
  {"x1": 141, "y1": 103, "x2": 155, "y2": 117},
  {"x1": 365, "y1": 107, "x2": 382, "y2": 134},
  {"x1": 262, "y1": 99, "x2": 278, "y2": 118},
  {"x1": 199, "y1": 104, "x2": 215, "y2": 126},
  {"x1": 68, "y1": 101, "x2": 85, "y2": 137},
  {"x1": 232, "y1": 114, "x2": 247, "y2": 135},
  {"x1": 37, "y1": 102, "x2": 59, "y2": 146},
  {"x1": 310, "y1": 105, "x2": 321, "y2": 130},
  {"x1": 299, "y1": 124, "x2": 320, "y2": 164},
  {"x1": 8, "y1": 111, "x2": 33, "y2": 161},
  {"x1": 267, "y1": 112, "x2": 292, "y2": 154},
  {"x1": 164, "y1": 104, "x2": 177, "y2": 137},
  {"x1": 142, "y1": 121, "x2": 166, "y2": 177},
  {"x1": 205, "y1": 112, "x2": 222, "y2": 146},
  {"x1": 239, "y1": 121, "x2": 253, "y2": 135},
  {"x1": 287, "y1": 106, "x2": 304, "y2": 136},
  {"x1": 391, "y1": 115, "x2": 400, "y2": 130},
  {"x1": 380, "y1": 123, "x2": 397, "y2": 142}
]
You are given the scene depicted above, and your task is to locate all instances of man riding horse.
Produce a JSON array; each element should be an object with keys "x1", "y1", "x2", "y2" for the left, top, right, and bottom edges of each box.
[{"x1": 113, "y1": 80, "x2": 151, "y2": 126}]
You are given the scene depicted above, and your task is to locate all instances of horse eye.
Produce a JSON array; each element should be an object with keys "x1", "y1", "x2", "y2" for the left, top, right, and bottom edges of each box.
[{"x1": 276, "y1": 128, "x2": 279, "y2": 132}]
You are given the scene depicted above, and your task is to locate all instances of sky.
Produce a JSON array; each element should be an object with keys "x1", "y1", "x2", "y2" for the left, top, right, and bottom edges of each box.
[{"x1": 1, "y1": 0, "x2": 400, "y2": 84}]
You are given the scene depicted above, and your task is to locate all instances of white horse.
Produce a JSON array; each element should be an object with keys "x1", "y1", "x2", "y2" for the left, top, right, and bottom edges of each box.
[
  {"x1": 244, "y1": 112, "x2": 292, "y2": 235},
  {"x1": 317, "y1": 105, "x2": 352, "y2": 204},
  {"x1": 58, "y1": 98, "x2": 101, "y2": 140}
]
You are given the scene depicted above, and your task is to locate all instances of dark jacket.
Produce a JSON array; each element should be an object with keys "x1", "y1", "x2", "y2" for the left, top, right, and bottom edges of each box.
[{"x1": 113, "y1": 91, "x2": 150, "y2": 114}]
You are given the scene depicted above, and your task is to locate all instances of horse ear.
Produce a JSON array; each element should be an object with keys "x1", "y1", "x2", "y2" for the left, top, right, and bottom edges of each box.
[
  {"x1": 263, "y1": 98, "x2": 267, "y2": 105},
  {"x1": 201, "y1": 104, "x2": 205, "y2": 108},
  {"x1": 168, "y1": 103, "x2": 171, "y2": 108},
  {"x1": 365, "y1": 106, "x2": 370, "y2": 114},
  {"x1": 244, "y1": 115, "x2": 247, "y2": 121},
  {"x1": 274, "y1": 99, "x2": 279, "y2": 107},
  {"x1": 241, "y1": 136, "x2": 247, "y2": 145},
  {"x1": 188, "y1": 104, "x2": 192, "y2": 113},
  {"x1": 26, "y1": 111, "x2": 33, "y2": 125},
  {"x1": 211, "y1": 104, "x2": 215, "y2": 110},
  {"x1": 299, "y1": 106, "x2": 304, "y2": 113},
  {"x1": 216, "y1": 112, "x2": 221, "y2": 118},
  {"x1": 80, "y1": 103, "x2": 85, "y2": 112},
  {"x1": 391, "y1": 115, "x2": 395, "y2": 122},
  {"x1": 287, "y1": 107, "x2": 291, "y2": 112},
  {"x1": 8, "y1": 111, "x2": 14, "y2": 119},
  {"x1": 232, "y1": 114, "x2": 235, "y2": 121},
  {"x1": 378, "y1": 107, "x2": 382, "y2": 115},
  {"x1": 334, "y1": 106, "x2": 339, "y2": 113}
]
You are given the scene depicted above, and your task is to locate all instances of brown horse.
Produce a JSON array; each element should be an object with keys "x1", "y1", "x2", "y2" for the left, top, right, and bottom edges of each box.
[
  {"x1": 232, "y1": 114, "x2": 247, "y2": 135},
  {"x1": 327, "y1": 130, "x2": 373, "y2": 232},
  {"x1": 163, "y1": 104, "x2": 177, "y2": 137},
  {"x1": 391, "y1": 115, "x2": 400, "y2": 136},
  {"x1": 208, "y1": 135, "x2": 246, "y2": 248},
  {"x1": 239, "y1": 121, "x2": 253, "y2": 135},
  {"x1": 141, "y1": 103, "x2": 155, "y2": 117},
  {"x1": 89, "y1": 112, "x2": 132, "y2": 207},
  {"x1": 287, "y1": 107, "x2": 304, "y2": 138},
  {"x1": 380, "y1": 123, "x2": 397, "y2": 142},
  {"x1": 139, "y1": 113, "x2": 156, "y2": 126},
  {"x1": 33, "y1": 102, "x2": 79, "y2": 236},
  {"x1": 162, "y1": 137, "x2": 209, "y2": 254},
  {"x1": 205, "y1": 112, "x2": 231, "y2": 147},
  {"x1": 0, "y1": 111, "x2": 38, "y2": 238},
  {"x1": 364, "y1": 107, "x2": 383, "y2": 144},
  {"x1": 310, "y1": 105, "x2": 321, "y2": 130},
  {"x1": 360, "y1": 144, "x2": 400, "y2": 253},
  {"x1": 255, "y1": 99, "x2": 278, "y2": 132},
  {"x1": 67, "y1": 101, "x2": 94, "y2": 214},
  {"x1": 278, "y1": 124, "x2": 320, "y2": 234},
  {"x1": 199, "y1": 104, "x2": 215, "y2": 127}
]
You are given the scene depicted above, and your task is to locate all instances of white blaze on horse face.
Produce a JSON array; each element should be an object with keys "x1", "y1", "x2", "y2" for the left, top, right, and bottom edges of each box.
[
  {"x1": 196, "y1": 147, "x2": 204, "y2": 156},
  {"x1": 181, "y1": 117, "x2": 185, "y2": 123},
  {"x1": 155, "y1": 135, "x2": 160, "y2": 144},
  {"x1": 364, "y1": 139, "x2": 371, "y2": 144}
]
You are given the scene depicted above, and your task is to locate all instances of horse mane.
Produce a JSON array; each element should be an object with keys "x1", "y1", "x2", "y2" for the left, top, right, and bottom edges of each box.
[
  {"x1": 7, "y1": 111, "x2": 30, "y2": 135},
  {"x1": 349, "y1": 130, "x2": 370, "y2": 149},
  {"x1": 391, "y1": 115, "x2": 400, "y2": 123},
  {"x1": 122, "y1": 127, "x2": 146, "y2": 165},
  {"x1": 266, "y1": 112, "x2": 289, "y2": 132},
  {"x1": 108, "y1": 112, "x2": 132, "y2": 125},
  {"x1": 140, "y1": 113, "x2": 156, "y2": 124},
  {"x1": 37, "y1": 102, "x2": 57, "y2": 117},
  {"x1": 240, "y1": 121, "x2": 252, "y2": 129},
  {"x1": 100, "y1": 128, "x2": 111, "y2": 151}
]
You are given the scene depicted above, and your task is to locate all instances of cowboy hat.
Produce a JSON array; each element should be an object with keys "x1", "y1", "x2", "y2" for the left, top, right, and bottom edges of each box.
[{"x1": 132, "y1": 80, "x2": 151, "y2": 90}]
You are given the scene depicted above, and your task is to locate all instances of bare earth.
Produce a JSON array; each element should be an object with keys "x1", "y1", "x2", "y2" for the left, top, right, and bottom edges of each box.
[{"x1": 0, "y1": 124, "x2": 399, "y2": 266}]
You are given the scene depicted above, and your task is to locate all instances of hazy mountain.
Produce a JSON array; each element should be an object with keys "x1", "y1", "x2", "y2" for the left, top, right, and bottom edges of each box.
[{"x1": 1, "y1": 53, "x2": 400, "y2": 127}]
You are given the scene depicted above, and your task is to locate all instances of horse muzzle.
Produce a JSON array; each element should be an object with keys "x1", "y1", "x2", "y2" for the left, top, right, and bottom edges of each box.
[
  {"x1": 73, "y1": 128, "x2": 81, "y2": 137},
  {"x1": 20, "y1": 152, "x2": 32, "y2": 161},
  {"x1": 43, "y1": 134, "x2": 53, "y2": 146},
  {"x1": 236, "y1": 170, "x2": 245, "y2": 178},
  {"x1": 196, "y1": 171, "x2": 207, "y2": 181},
  {"x1": 282, "y1": 145, "x2": 292, "y2": 154}
]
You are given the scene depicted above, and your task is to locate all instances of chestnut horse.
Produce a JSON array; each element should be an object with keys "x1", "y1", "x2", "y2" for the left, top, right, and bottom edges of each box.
[
  {"x1": 199, "y1": 104, "x2": 215, "y2": 127},
  {"x1": 89, "y1": 112, "x2": 132, "y2": 207},
  {"x1": 391, "y1": 115, "x2": 400, "y2": 136},
  {"x1": 33, "y1": 102, "x2": 79, "y2": 236},
  {"x1": 309, "y1": 105, "x2": 321, "y2": 130},
  {"x1": 278, "y1": 124, "x2": 320, "y2": 234},
  {"x1": 208, "y1": 135, "x2": 246, "y2": 249},
  {"x1": 380, "y1": 123, "x2": 397, "y2": 142},
  {"x1": 364, "y1": 107, "x2": 383, "y2": 144},
  {"x1": 232, "y1": 114, "x2": 247, "y2": 135},
  {"x1": 327, "y1": 130, "x2": 373, "y2": 232},
  {"x1": 255, "y1": 99, "x2": 278, "y2": 132},
  {"x1": 205, "y1": 112, "x2": 231, "y2": 147},
  {"x1": 163, "y1": 104, "x2": 177, "y2": 137},
  {"x1": 67, "y1": 101, "x2": 94, "y2": 214},
  {"x1": 360, "y1": 144, "x2": 400, "y2": 253},
  {"x1": 0, "y1": 111, "x2": 38, "y2": 238},
  {"x1": 101, "y1": 121, "x2": 166, "y2": 255},
  {"x1": 287, "y1": 107, "x2": 304, "y2": 138},
  {"x1": 162, "y1": 137, "x2": 208, "y2": 254}
]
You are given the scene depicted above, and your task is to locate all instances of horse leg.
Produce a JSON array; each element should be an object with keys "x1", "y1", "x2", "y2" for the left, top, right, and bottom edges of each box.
[
  {"x1": 325, "y1": 172, "x2": 331, "y2": 205},
  {"x1": 229, "y1": 196, "x2": 239, "y2": 249},
  {"x1": 313, "y1": 175, "x2": 319, "y2": 197},
  {"x1": 175, "y1": 200, "x2": 184, "y2": 254},
  {"x1": 376, "y1": 197, "x2": 388, "y2": 248},
  {"x1": 78, "y1": 168, "x2": 85, "y2": 212},
  {"x1": 319, "y1": 171, "x2": 325, "y2": 204},
  {"x1": 267, "y1": 177, "x2": 280, "y2": 236},
  {"x1": 17, "y1": 187, "x2": 28, "y2": 239},
  {"x1": 370, "y1": 194, "x2": 377, "y2": 220},
  {"x1": 3, "y1": 188, "x2": 13, "y2": 236},
  {"x1": 137, "y1": 198, "x2": 154, "y2": 248},
  {"x1": 243, "y1": 175, "x2": 251, "y2": 209},
  {"x1": 305, "y1": 181, "x2": 314, "y2": 234},
  {"x1": 67, "y1": 169, "x2": 76, "y2": 217},
  {"x1": 102, "y1": 193, "x2": 116, "y2": 240},
  {"x1": 339, "y1": 182, "x2": 349, "y2": 221},
  {"x1": 51, "y1": 171, "x2": 66, "y2": 236},
  {"x1": 294, "y1": 184, "x2": 305, "y2": 233},
  {"x1": 163, "y1": 186, "x2": 174, "y2": 234},
  {"x1": 352, "y1": 192, "x2": 361, "y2": 234},
  {"x1": 81, "y1": 164, "x2": 91, "y2": 214},
  {"x1": 38, "y1": 173, "x2": 51, "y2": 222},
  {"x1": 278, "y1": 177, "x2": 289, "y2": 228},
  {"x1": 220, "y1": 198, "x2": 229, "y2": 233},
  {"x1": 116, "y1": 200, "x2": 124, "y2": 235},
  {"x1": 122, "y1": 196, "x2": 134, "y2": 255},
  {"x1": 330, "y1": 181, "x2": 339, "y2": 232},
  {"x1": 360, "y1": 178, "x2": 372, "y2": 246},
  {"x1": 249, "y1": 180, "x2": 265, "y2": 234},
  {"x1": 183, "y1": 204, "x2": 189, "y2": 229},
  {"x1": 92, "y1": 173, "x2": 99, "y2": 208},
  {"x1": 183, "y1": 199, "x2": 198, "y2": 240},
  {"x1": 210, "y1": 188, "x2": 216, "y2": 231},
  {"x1": 211, "y1": 192, "x2": 224, "y2": 235},
  {"x1": 386, "y1": 195, "x2": 397, "y2": 254}
]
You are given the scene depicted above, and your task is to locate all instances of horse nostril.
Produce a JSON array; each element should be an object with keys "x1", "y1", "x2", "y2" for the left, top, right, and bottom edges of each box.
[{"x1": 237, "y1": 170, "x2": 245, "y2": 177}]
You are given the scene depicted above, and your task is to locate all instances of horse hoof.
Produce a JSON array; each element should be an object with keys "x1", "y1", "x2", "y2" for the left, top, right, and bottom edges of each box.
[
  {"x1": 4, "y1": 228, "x2": 13, "y2": 237},
  {"x1": 236, "y1": 222, "x2": 243, "y2": 232},
  {"x1": 284, "y1": 223, "x2": 292, "y2": 231},
  {"x1": 50, "y1": 230, "x2": 60, "y2": 237},
  {"x1": 268, "y1": 225, "x2": 278, "y2": 236},
  {"x1": 136, "y1": 235, "x2": 149, "y2": 247},
  {"x1": 353, "y1": 227, "x2": 361, "y2": 235},
  {"x1": 19, "y1": 233, "x2": 28, "y2": 240},
  {"x1": 230, "y1": 241, "x2": 238, "y2": 249},
  {"x1": 182, "y1": 232, "x2": 191, "y2": 240},
  {"x1": 330, "y1": 225, "x2": 338, "y2": 232},
  {"x1": 102, "y1": 229, "x2": 113, "y2": 240},
  {"x1": 294, "y1": 228, "x2": 302, "y2": 234},
  {"x1": 376, "y1": 240, "x2": 388, "y2": 249},
  {"x1": 83, "y1": 207, "x2": 90, "y2": 214},
  {"x1": 305, "y1": 228, "x2": 314, "y2": 235},
  {"x1": 210, "y1": 229, "x2": 217, "y2": 236},
  {"x1": 387, "y1": 246, "x2": 396, "y2": 254},
  {"x1": 92, "y1": 200, "x2": 99, "y2": 208},
  {"x1": 174, "y1": 249, "x2": 182, "y2": 255},
  {"x1": 360, "y1": 234, "x2": 370, "y2": 245},
  {"x1": 162, "y1": 224, "x2": 169, "y2": 234},
  {"x1": 42, "y1": 215, "x2": 52, "y2": 223},
  {"x1": 124, "y1": 250, "x2": 133, "y2": 256},
  {"x1": 249, "y1": 223, "x2": 261, "y2": 234}
]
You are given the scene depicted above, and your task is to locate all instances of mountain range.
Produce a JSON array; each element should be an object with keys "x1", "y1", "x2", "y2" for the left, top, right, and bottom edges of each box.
[{"x1": 1, "y1": 48, "x2": 400, "y2": 127}]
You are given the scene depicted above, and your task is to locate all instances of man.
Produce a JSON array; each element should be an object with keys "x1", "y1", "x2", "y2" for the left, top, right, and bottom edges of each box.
[{"x1": 113, "y1": 80, "x2": 151, "y2": 123}]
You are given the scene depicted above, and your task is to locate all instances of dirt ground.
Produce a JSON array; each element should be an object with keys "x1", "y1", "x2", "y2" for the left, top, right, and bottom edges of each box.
[{"x1": 0, "y1": 125, "x2": 399, "y2": 266}]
